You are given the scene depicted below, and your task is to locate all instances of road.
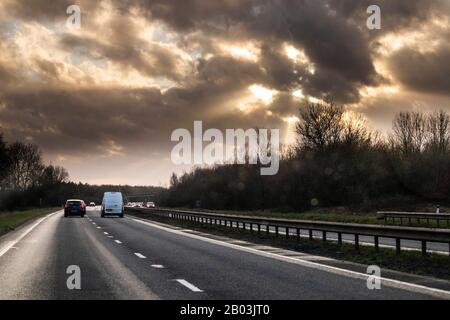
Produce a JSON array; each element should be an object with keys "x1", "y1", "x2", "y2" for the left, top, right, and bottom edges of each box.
[{"x1": 0, "y1": 207, "x2": 448, "y2": 300}]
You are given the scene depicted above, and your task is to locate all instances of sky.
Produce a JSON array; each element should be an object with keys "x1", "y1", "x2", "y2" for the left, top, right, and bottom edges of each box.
[{"x1": 0, "y1": 0, "x2": 449, "y2": 186}]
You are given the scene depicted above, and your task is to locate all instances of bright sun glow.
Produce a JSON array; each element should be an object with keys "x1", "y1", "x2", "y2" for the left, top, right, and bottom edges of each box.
[
  {"x1": 308, "y1": 96, "x2": 323, "y2": 104},
  {"x1": 284, "y1": 44, "x2": 315, "y2": 74},
  {"x1": 249, "y1": 84, "x2": 277, "y2": 104},
  {"x1": 221, "y1": 43, "x2": 260, "y2": 62},
  {"x1": 292, "y1": 89, "x2": 305, "y2": 99}
]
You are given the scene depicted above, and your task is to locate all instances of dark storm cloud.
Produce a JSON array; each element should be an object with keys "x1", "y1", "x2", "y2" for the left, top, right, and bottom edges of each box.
[
  {"x1": 0, "y1": 63, "x2": 18, "y2": 87},
  {"x1": 3, "y1": 0, "x2": 101, "y2": 22},
  {"x1": 0, "y1": 86, "x2": 167, "y2": 154},
  {"x1": 328, "y1": 0, "x2": 449, "y2": 34},
  {"x1": 302, "y1": 67, "x2": 362, "y2": 103},
  {"x1": 59, "y1": 12, "x2": 189, "y2": 81},
  {"x1": 130, "y1": 0, "x2": 380, "y2": 101},
  {"x1": 128, "y1": 0, "x2": 256, "y2": 30},
  {"x1": 258, "y1": 44, "x2": 302, "y2": 91},
  {"x1": 196, "y1": 56, "x2": 263, "y2": 88},
  {"x1": 0, "y1": 54, "x2": 282, "y2": 157},
  {"x1": 388, "y1": 43, "x2": 450, "y2": 96},
  {"x1": 269, "y1": 93, "x2": 299, "y2": 117}
]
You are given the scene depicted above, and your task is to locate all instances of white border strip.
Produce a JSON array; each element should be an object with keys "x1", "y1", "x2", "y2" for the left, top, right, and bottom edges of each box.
[{"x1": 0, "y1": 210, "x2": 61, "y2": 257}]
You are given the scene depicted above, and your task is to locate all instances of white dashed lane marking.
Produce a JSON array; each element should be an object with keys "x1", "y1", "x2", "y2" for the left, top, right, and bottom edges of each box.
[
  {"x1": 104, "y1": 232, "x2": 109, "y2": 235},
  {"x1": 134, "y1": 253, "x2": 146, "y2": 259},
  {"x1": 152, "y1": 265, "x2": 165, "y2": 269},
  {"x1": 176, "y1": 279, "x2": 203, "y2": 292},
  {"x1": 114, "y1": 240, "x2": 122, "y2": 244}
]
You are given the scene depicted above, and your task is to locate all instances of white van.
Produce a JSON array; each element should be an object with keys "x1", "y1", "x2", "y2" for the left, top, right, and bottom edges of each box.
[{"x1": 101, "y1": 192, "x2": 124, "y2": 218}]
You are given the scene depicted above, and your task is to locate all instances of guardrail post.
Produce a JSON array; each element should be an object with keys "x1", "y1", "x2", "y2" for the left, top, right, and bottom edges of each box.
[
  {"x1": 421, "y1": 241, "x2": 427, "y2": 256},
  {"x1": 396, "y1": 238, "x2": 401, "y2": 255},
  {"x1": 250, "y1": 223, "x2": 253, "y2": 233},
  {"x1": 266, "y1": 225, "x2": 270, "y2": 235},
  {"x1": 296, "y1": 228, "x2": 300, "y2": 242},
  {"x1": 275, "y1": 226, "x2": 279, "y2": 237},
  {"x1": 286, "y1": 227, "x2": 289, "y2": 238},
  {"x1": 258, "y1": 224, "x2": 261, "y2": 234},
  {"x1": 338, "y1": 233, "x2": 342, "y2": 246},
  {"x1": 309, "y1": 229, "x2": 313, "y2": 240},
  {"x1": 374, "y1": 236, "x2": 379, "y2": 252},
  {"x1": 355, "y1": 234, "x2": 359, "y2": 251},
  {"x1": 322, "y1": 231, "x2": 326, "y2": 242}
]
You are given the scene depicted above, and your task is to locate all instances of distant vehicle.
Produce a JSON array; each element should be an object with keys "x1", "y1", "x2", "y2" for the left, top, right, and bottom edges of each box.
[
  {"x1": 101, "y1": 192, "x2": 124, "y2": 218},
  {"x1": 89, "y1": 202, "x2": 96, "y2": 207},
  {"x1": 64, "y1": 199, "x2": 86, "y2": 217},
  {"x1": 146, "y1": 202, "x2": 155, "y2": 208}
]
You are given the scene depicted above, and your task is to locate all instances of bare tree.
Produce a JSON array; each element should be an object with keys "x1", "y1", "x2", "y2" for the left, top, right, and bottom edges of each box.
[
  {"x1": 0, "y1": 133, "x2": 10, "y2": 186},
  {"x1": 390, "y1": 111, "x2": 426, "y2": 155},
  {"x1": 6, "y1": 142, "x2": 44, "y2": 190},
  {"x1": 39, "y1": 165, "x2": 69, "y2": 186},
  {"x1": 296, "y1": 100, "x2": 344, "y2": 151},
  {"x1": 425, "y1": 110, "x2": 450, "y2": 154}
]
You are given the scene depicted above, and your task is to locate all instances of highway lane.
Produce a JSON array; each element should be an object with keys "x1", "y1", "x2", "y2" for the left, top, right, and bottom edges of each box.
[{"x1": 0, "y1": 208, "x2": 447, "y2": 299}]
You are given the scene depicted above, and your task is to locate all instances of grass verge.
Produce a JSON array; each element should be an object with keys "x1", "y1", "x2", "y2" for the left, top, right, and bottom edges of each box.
[
  {"x1": 0, "y1": 207, "x2": 60, "y2": 237},
  {"x1": 131, "y1": 211, "x2": 450, "y2": 281}
]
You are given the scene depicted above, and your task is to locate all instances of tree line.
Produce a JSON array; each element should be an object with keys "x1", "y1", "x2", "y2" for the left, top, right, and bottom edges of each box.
[
  {"x1": 0, "y1": 134, "x2": 70, "y2": 209},
  {"x1": 164, "y1": 101, "x2": 450, "y2": 212},
  {"x1": 0, "y1": 134, "x2": 166, "y2": 210}
]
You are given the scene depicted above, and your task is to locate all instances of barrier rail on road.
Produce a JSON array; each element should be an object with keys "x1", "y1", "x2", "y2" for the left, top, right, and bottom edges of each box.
[
  {"x1": 125, "y1": 207, "x2": 450, "y2": 256},
  {"x1": 377, "y1": 211, "x2": 450, "y2": 228}
]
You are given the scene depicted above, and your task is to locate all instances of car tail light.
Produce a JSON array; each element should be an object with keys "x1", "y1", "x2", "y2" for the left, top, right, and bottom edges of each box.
[{"x1": 64, "y1": 204, "x2": 68, "y2": 208}]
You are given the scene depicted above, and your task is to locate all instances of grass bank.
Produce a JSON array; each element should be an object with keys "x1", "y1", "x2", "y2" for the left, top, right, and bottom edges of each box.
[{"x1": 0, "y1": 207, "x2": 60, "y2": 237}]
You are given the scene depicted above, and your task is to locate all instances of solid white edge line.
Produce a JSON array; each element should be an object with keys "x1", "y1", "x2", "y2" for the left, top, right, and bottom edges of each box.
[
  {"x1": 130, "y1": 217, "x2": 450, "y2": 299},
  {"x1": 176, "y1": 279, "x2": 203, "y2": 292},
  {"x1": 134, "y1": 252, "x2": 146, "y2": 259},
  {"x1": 0, "y1": 210, "x2": 61, "y2": 257}
]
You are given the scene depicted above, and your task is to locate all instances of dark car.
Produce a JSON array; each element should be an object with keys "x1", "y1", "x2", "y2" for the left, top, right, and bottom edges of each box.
[{"x1": 64, "y1": 199, "x2": 86, "y2": 217}]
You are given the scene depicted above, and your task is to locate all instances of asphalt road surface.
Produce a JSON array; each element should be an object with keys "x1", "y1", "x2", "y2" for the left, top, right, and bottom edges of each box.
[{"x1": 0, "y1": 208, "x2": 448, "y2": 300}]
